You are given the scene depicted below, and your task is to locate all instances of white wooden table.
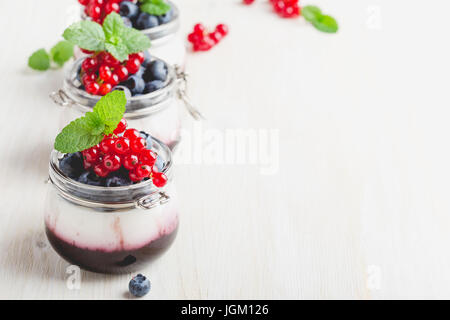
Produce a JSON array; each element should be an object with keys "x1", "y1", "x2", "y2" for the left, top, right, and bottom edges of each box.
[{"x1": 1, "y1": 0, "x2": 450, "y2": 299}]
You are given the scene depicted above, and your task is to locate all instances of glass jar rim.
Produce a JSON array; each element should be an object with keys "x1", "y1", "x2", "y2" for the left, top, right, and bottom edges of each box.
[
  {"x1": 63, "y1": 57, "x2": 178, "y2": 119},
  {"x1": 80, "y1": 0, "x2": 180, "y2": 46},
  {"x1": 48, "y1": 136, "x2": 173, "y2": 208}
]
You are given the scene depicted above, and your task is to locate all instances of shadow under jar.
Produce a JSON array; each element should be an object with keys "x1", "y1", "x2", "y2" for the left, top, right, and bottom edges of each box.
[
  {"x1": 51, "y1": 57, "x2": 201, "y2": 150},
  {"x1": 45, "y1": 137, "x2": 179, "y2": 274},
  {"x1": 79, "y1": 1, "x2": 185, "y2": 67}
]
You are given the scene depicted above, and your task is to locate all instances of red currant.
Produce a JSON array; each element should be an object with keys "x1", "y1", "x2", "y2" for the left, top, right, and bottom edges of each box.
[
  {"x1": 115, "y1": 66, "x2": 129, "y2": 82},
  {"x1": 105, "y1": 1, "x2": 120, "y2": 14},
  {"x1": 152, "y1": 172, "x2": 168, "y2": 187},
  {"x1": 82, "y1": 147, "x2": 99, "y2": 163},
  {"x1": 85, "y1": 81, "x2": 100, "y2": 95},
  {"x1": 81, "y1": 57, "x2": 99, "y2": 73},
  {"x1": 136, "y1": 164, "x2": 152, "y2": 179},
  {"x1": 193, "y1": 23, "x2": 205, "y2": 35},
  {"x1": 80, "y1": 48, "x2": 94, "y2": 54},
  {"x1": 243, "y1": 0, "x2": 255, "y2": 4},
  {"x1": 89, "y1": 5, "x2": 102, "y2": 19},
  {"x1": 216, "y1": 24, "x2": 229, "y2": 36},
  {"x1": 107, "y1": 73, "x2": 120, "y2": 86},
  {"x1": 129, "y1": 170, "x2": 142, "y2": 182},
  {"x1": 99, "y1": 65, "x2": 112, "y2": 82},
  {"x1": 123, "y1": 128, "x2": 140, "y2": 141},
  {"x1": 94, "y1": 164, "x2": 110, "y2": 177},
  {"x1": 129, "y1": 52, "x2": 145, "y2": 63},
  {"x1": 99, "y1": 52, "x2": 120, "y2": 67},
  {"x1": 100, "y1": 138, "x2": 116, "y2": 154},
  {"x1": 103, "y1": 154, "x2": 121, "y2": 171},
  {"x1": 113, "y1": 118, "x2": 128, "y2": 135},
  {"x1": 125, "y1": 58, "x2": 141, "y2": 74},
  {"x1": 83, "y1": 159, "x2": 93, "y2": 170},
  {"x1": 140, "y1": 149, "x2": 157, "y2": 166},
  {"x1": 187, "y1": 32, "x2": 202, "y2": 44},
  {"x1": 113, "y1": 137, "x2": 130, "y2": 154},
  {"x1": 78, "y1": 0, "x2": 89, "y2": 5},
  {"x1": 123, "y1": 154, "x2": 139, "y2": 171},
  {"x1": 130, "y1": 137, "x2": 147, "y2": 153},
  {"x1": 98, "y1": 82, "x2": 112, "y2": 95},
  {"x1": 209, "y1": 31, "x2": 223, "y2": 44}
]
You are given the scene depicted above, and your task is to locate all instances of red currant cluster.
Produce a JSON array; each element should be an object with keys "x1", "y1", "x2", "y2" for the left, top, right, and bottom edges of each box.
[
  {"x1": 245, "y1": 0, "x2": 301, "y2": 18},
  {"x1": 187, "y1": 23, "x2": 229, "y2": 51},
  {"x1": 82, "y1": 119, "x2": 168, "y2": 187},
  {"x1": 78, "y1": 0, "x2": 121, "y2": 24},
  {"x1": 81, "y1": 51, "x2": 145, "y2": 95}
]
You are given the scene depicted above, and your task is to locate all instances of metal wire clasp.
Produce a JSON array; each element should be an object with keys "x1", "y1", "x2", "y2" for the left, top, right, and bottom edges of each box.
[
  {"x1": 50, "y1": 89, "x2": 75, "y2": 107},
  {"x1": 175, "y1": 65, "x2": 204, "y2": 120},
  {"x1": 135, "y1": 191, "x2": 170, "y2": 210}
]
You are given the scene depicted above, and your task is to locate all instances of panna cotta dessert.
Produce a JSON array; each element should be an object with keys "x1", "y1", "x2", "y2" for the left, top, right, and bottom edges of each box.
[
  {"x1": 52, "y1": 12, "x2": 195, "y2": 149},
  {"x1": 77, "y1": 0, "x2": 185, "y2": 67},
  {"x1": 45, "y1": 91, "x2": 179, "y2": 273}
]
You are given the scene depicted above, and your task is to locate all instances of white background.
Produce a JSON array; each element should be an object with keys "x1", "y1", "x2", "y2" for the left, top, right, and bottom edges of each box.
[{"x1": 1, "y1": 0, "x2": 450, "y2": 299}]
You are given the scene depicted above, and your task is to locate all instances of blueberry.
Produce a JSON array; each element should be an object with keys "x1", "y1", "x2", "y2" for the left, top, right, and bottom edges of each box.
[
  {"x1": 140, "y1": 131, "x2": 153, "y2": 149},
  {"x1": 158, "y1": 8, "x2": 173, "y2": 24},
  {"x1": 59, "y1": 153, "x2": 83, "y2": 179},
  {"x1": 143, "y1": 80, "x2": 164, "y2": 94},
  {"x1": 105, "y1": 175, "x2": 131, "y2": 187},
  {"x1": 77, "y1": 172, "x2": 102, "y2": 186},
  {"x1": 142, "y1": 51, "x2": 152, "y2": 68},
  {"x1": 155, "y1": 156, "x2": 165, "y2": 172},
  {"x1": 119, "y1": 1, "x2": 139, "y2": 19},
  {"x1": 122, "y1": 75, "x2": 145, "y2": 95},
  {"x1": 122, "y1": 16, "x2": 133, "y2": 28},
  {"x1": 136, "y1": 66, "x2": 146, "y2": 78},
  {"x1": 136, "y1": 12, "x2": 159, "y2": 30},
  {"x1": 143, "y1": 60, "x2": 167, "y2": 82},
  {"x1": 129, "y1": 274, "x2": 151, "y2": 297}
]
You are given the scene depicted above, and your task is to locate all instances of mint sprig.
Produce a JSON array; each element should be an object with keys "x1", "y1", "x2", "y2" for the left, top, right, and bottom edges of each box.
[
  {"x1": 63, "y1": 12, "x2": 151, "y2": 62},
  {"x1": 54, "y1": 91, "x2": 127, "y2": 153},
  {"x1": 28, "y1": 41, "x2": 74, "y2": 71},
  {"x1": 301, "y1": 5, "x2": 338, "y2": 33},
  {"x1": 139, "y1": 0, "x2": 171, "y2": 16}
]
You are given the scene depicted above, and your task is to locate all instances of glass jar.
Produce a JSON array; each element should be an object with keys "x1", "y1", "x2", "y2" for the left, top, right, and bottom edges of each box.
[
  {"x1": 77, "y1": 1, "x2": 186, "y2": 67},
  {"x1": 45, "y1": 137, "x2": 179, "y2": 274},
  {"x1": 50, "y1": 58, "x2": 202, "y2": 150}
]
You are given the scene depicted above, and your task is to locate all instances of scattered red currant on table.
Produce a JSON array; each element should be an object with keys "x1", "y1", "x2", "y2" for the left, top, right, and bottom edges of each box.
[{"x1": 187, "y1": 23, "x2": 229, "y2": 52}]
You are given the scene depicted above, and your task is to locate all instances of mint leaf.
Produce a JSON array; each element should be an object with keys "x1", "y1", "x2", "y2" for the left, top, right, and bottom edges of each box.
[
  {"x1": 28, "y1": 49, "x2": 50, "y2": 71},
  {"x1": 302, "y1": 5, "x2": 322, "y2": 23},
  {"x1": 140, "y1": 0, "x2": 171, "y2": 16},
  {"x1": 103, "y1": 12, "x2": 125, "y2": 41},
  {"x1": 54, "y1": 91, "x2": 126, "y2": 153},
  {"x1": 63, "y1": 21, "x2": 105, "y2": 51},
  {"x1": 312, "y1": 15, "x2": 339, "y2": 33},
  {"x1": 54, "y1": 117, "x2": 104, "y2": 153},
  {"x1": 105, "y1": 42, "x2": 129, "y2": 62},
  {"x1": 122, "y1": 27, "x2": 152, "y2": 54},
  {"x1": 50, "y1": 41, "x2": 74, "y2": 67},
  {"x1": 92, "y1": 90, "x2": 127, "y2": 135}
]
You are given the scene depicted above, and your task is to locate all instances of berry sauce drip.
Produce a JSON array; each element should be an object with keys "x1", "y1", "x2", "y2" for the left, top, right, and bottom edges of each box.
[
  {"x1": 60, "y1": 118, "x2": 168, "y2": 188},
  {"x1": 187, "y1": 23, "x2": 229, "y2": 52},
  {"x1": 78, "y1": 0, "x2": 174, "y2": 28}
]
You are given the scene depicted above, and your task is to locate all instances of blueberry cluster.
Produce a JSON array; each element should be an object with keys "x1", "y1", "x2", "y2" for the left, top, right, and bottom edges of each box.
[
  {"x1": 120, "y1": 1, "x2": 174, "y2": 30},
  {"x1": 120, "y1": 58, "x2": 168, "y2": 97},
  {"x1": 59, "y1": 131, "x2": 165, "y2": 187}
]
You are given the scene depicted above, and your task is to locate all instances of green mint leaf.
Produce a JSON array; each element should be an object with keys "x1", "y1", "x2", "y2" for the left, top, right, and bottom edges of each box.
[
  {"x1": 312, "y1": 15, "x2": 339, "y2": 33},
  {"x1": 28, "y1": 49, "x2": 50, "y2": 71},
  {"x1": 140, "y1": 0, "x2": 171, "y2": 16},
  {"x1": 54, "y1": 117, "x2": 104, "y2": 153},
  {"x1": 302, "y1": 5, "x2": 322, "y2": 23},
  {"x1": 84, "y1": 111, "x2": 106, "y2": 135},
  {"x1": 103, "y1": 12, "x2": 125, "y2": 41},
  {"x1": 122, "y1": 27, "x2": 152, "y2": 54},
  {"x1": 105, "y1": 42, "x2": 129, "y2": 62},
  {"x1": 50, "y1": 41, "x2": 74, "y2": 67},
  {"x1": 63, "y1": 21, "x2": 105, "y2": 51},
  {"x1": 92, "y1": 90, "x2": 127, "y2": 134}
]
